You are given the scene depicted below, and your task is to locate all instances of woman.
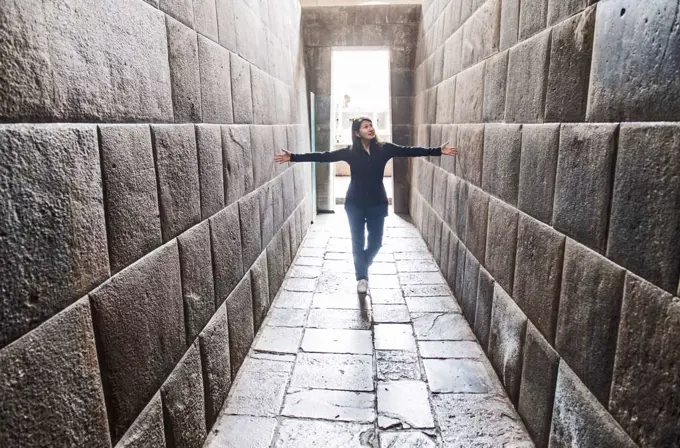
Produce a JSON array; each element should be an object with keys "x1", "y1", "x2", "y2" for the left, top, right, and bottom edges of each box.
[{"x1": 275, "y1": 117, "x2": 456, "y2": 294}]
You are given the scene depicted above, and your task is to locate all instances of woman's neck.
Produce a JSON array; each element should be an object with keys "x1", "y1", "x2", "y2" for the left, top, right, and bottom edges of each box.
[{"x1": 361, "y1": 139, "x2": 371, "y2": 153}]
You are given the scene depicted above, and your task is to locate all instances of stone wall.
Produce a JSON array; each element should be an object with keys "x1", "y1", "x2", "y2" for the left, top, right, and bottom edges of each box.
[
  {"x1": 0, "y1": 0, "x2": 312, "y2": 446},
  {"x1": 302, "y1": 5, "x2": 421, "y2": 213},
  {"x1": 409, "y1": 0, "x2": 679, "y2": 446}
]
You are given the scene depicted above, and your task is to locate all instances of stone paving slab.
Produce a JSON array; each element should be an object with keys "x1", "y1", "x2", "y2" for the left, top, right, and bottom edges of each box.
[{"x1": 210, "y1": 210, "x2": 532, "y2": 446}]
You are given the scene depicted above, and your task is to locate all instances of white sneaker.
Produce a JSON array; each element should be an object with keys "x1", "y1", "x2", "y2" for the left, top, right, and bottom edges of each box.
[{"x1": 357, "y1": 279, "x2": 368, "y2": 294}]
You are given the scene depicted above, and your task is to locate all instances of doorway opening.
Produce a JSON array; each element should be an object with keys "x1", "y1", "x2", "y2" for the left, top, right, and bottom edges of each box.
[{"x1": 330, "y1": 48, "x2": 392, "y2": 207}]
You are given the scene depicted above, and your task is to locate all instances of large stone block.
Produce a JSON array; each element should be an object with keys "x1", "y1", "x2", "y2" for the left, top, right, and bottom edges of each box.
[
  {"x1": 0, "y1": 0, "x2": 172, "y2": 122},
  {"x1": 198, "y1": 305, "x2": 231, "y2": 429},
  {"x1": 160, "y1": 343, "x2": 206, "y2": 448},
  {"x1": 0, "y1": 125, "x2": 109, "y2": 348},
  {"x1": 440, "y1": 125, "x2": 457, "y2": 175},
  {"x1": 430, "y1": 125, "x2": 443, "y2": 166},
  {"x1": 553, "y1": 123, "x2": 617, "y2": 253},
  {"x1": 196, "y1": 124, "x2": 225, "y2": 219},
  {"x1": 273, "y1": 126, "x2": 288, "y2": 176},
  {"x1": 151, "y1": 125, "x2": 201, "y2": 242},
  {"x1": 473, "y1": 267, "x2": 494, "y2": 351},
  {"x1": 499, "y1": 0, "x2": 520, "y2": 50},
  {"x1": 609, "y1": 274, "x2": 680, "y2": 446},
  {"x1": 505, "y1": 29, "x2": 551, "y2": 123},
  {"x1": 239, "y1": 190, "x2": 262, "y2": 271},
  {"x1": 555, "y1": 240, "x2": 624, "y2": 406},
  {"x1": 160, "y1": 0, "x2": 194, "y2": 27},
  {"x1": 435, "y1": 79, "x2": 456, "y2": 125},
  {"x1": 440, "y1": 227, "x2": 451, "y2": 276},
  {"x1": 454, "y1": 240, "x2": 467, "y2": 303},
  {"x1": 250, "y1": 252, "x2": 270, "y2": 331},
  {"x1": 0, "y1": 298, "x2": 110, "y2": 448},
  {"x1": 193, "y1": 0, "x2": 218, "y2": 41},
  {"x1": 446, "y1": 235, "x2": 460, "y2": 291},
  {"x1": 443, "y1": 30, "x2": 463, "y2": 80},
  {"x1": 210, "y1": 203, "x2": 245, "y2": 306},
  {"x1": 464, "y1": 186, "x2": 488, "y2": 263},
  {"x1": 282, "y1": 222, "x2": 292, "y2": 271},
  {"x1": 166, "y1": 16, "x2": 202, "y2": 122},
  {"x1": 513, "y1": 214, "x2": 565, "y2": 344},
  {"x1": 517, "y1": 323, "x2": 559, "y2": 448},
  {"x1": 545, "y1": 7, "x2": 595, "y2": 122},
  {"x1": 390, "y1": 45, "x2": 416, "y2": 70},
  {"x1": 215, "y1": 0, "x2": 238, "y2": 52},
  {"x1": 586, "y1": 0, "x2": 680, "y2": 122},
  {"x1": 259, "y1": 182, "x2": 275, "y2": 249},
  {"x1": 99, "y1": 125, "x2": 162, "y2": 274},
  {"x1": 456, "y1": 125, "x2": 485, "y2": 186},
  {"x1": 484, "y1": 197, "x2": 518, "y2": 294},
  {"x1": 483, "y1": 51, "x2": 509, "y2": 122},
  {"x1": 251, "y1": 126, "x2": 276, "y2": 189},
  {"x1": 518, "y1": 0, "x2": 548, "y2": 40},
  {"x1": 482, "y1": 124, "x2": 522, "y2": 206},
  {"x1": 461, "y1": 0, "x2": 501, "y2": 69},
  {"x1": 116, "y1": 393, "x2": 165, "y2": 448},
  {"x1": 198, "y1": 35, "x2": 233, "y2": 124},
  {"x1": 607, "y1": 123, "x2": 680, "y2": 294},
  {"x1": 273, "y1": 177, "x2": 285, "y2": 235},
  {"x1": 432, "y1": 167, "x2": 448, "y2": 219},
  {"x1": 267, "y1": 232, "x2": 285, "y2": 303},
  {"x1": 252, "y1": 67, "x2": 276, "y2": 125},
  {"x1": 517, "y1": 124, "x2": 560, "y2": 224},
  {"x1": 488, "y1": 283, "x2": 527, "y2": 405},
  {"x1": 547, "y1": 0, "x2": 588, "y2": 25},
  {"x1": 178, "y1": 221, "x2": 216, "y2": 345},
  {"x1": 550, "y1": 362, "x2": 636, "y2": 448},
  {"x1": 454, "y1": 63, "x2": 485, "y2": 124},
  {"x1": 456, "y1": 181, "x2": 470, "y2": 242},
  {"x1": 234, "y1": 0, "x2": 266, "y2": 67},
  {"x1": 391, "y1": 69, "x2": 414, "y2": 97},
  {"x1": 90, "y1": 242, "x2": 184, "y2": 441},
  {"x1": 230, "y1": 53, "x2": 254, "y2": 124},
  {"x1": 222, "y1": 125, "x2": 255, "y2": 205},
  {"x1": 461, "y1": 251, "x2": 480, "y2": 325},
  {"x1": 444, "y1": 174, "x2": 459, "y2": 232},
  {"x1": 227, "y1": 273, "x2": 255, "y2": 377}
]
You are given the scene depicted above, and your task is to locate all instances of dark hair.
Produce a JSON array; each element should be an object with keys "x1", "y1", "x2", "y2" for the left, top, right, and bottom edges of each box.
[{"x1": 350, "y1": 117, "x2": 382, "y2": 153}]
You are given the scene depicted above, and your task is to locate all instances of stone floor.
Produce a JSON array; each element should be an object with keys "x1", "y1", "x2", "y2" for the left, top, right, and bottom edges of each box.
[{"x1": 205, "y1": 210, "x2": 533, "y2": 447}]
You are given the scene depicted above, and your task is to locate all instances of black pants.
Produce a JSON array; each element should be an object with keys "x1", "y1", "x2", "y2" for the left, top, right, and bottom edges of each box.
[{"x1": 344, "y1": 203, "x2": 387, "y2": 281}]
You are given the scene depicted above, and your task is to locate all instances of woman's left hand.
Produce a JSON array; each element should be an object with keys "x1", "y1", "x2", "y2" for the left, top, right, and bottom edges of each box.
[{"x1": 440, "y1": 142, "x2": 457, "y2": 156}]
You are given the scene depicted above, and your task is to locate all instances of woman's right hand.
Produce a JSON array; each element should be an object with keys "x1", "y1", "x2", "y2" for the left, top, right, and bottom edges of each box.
[{"x1": 275, "y1": 149, "x2": 292, "y2": 164}]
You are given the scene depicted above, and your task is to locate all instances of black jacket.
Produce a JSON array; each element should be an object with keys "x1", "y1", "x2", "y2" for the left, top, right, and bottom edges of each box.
[{"x1": 290, "y1": 142, "x2": 441, "y2": 207}]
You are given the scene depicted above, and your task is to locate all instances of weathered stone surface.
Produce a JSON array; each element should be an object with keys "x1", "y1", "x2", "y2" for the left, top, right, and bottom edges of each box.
[
  {"x1": 432, "y1": 394, "x2": 532, "y2": 446},
  {"x1": 229, "y1": 53, "x2": 254, "y2": 124},
  {"x1": 205, "y1": 415, "x2": 276, "y2": 448},
  {"x1": 403, "y1": 284, "x2": 453, "y2": 297},
  {"x1": 226, "y1": 273, "x2": 254, "y2": 377},
  {"x1": 454, "y1": 63, "x2": 485, "y2": 124},
  {"x1": 505, "y1": 29, "x2": 551, "y2": 123},
  {"x1": 222, "y1": 125, "x2": 254, "y2": 205},
  {"x1": 609, "y1": 274, "x2": 680, "y2": 446},
  {"x1": 499, "y1": 0, "x2": 520, "y2": 50},
  {"x1": 375, "y1": 324, "x2": 417, "y2": 351},
  {"x1": 488, "y1": 283, "x2": 527, "y2": 405},
  {"x1": 99, "y1": 125, "x2": 161, "y2": 274},
  {"x1": 302, "y1": 328, "x2": 372, "y2": 355},
  {"x1": 0, "y1": 298, "x2": 110, "y2": 448},
  {"x1": 376, "y1": 350, "x2": 422, "y2": 381},
  {"x1": 198, "y1": 35, "x2": 233, "y2": 123},
  {"x1": 198, "y1": 305, "x2": 231, "y2": 429},
  {"x1": 160, "y1": 343, "x2": 206, "y2": 448},
  {"x1": 424, "y1": 359, "x2": 492, "y2": 393},
  {"x1": 307, "y1": 308, "x2": 372, "y2": 330},
  {"x1": 464, "y1": 186, "x2": 488, "y2": 263},
  {"x1": 225, "y1": 356, "x2": 293, "y2": 416},
  {"x1": 0, "y1": 0, "x2": 172, "y2": 122},
  {"x1": 517, "y1": 323, "x2": 559, "y2": 448},
  {"x1": 90, "y1": 242, "x2": 184, "y2": 441},
  {"x1": 461, "y1": 0, "x2": 501, "y2": 69},
  {"x1": 267, "y1": 233, "x2": 285, "y2": 301},
  {"x1": 482, "y1": 124, "x2": 522, "y2": 206},
  {"x1": 513, "y1": 214, "x2": 565, "y2": 343},
  {"x1": 443, "y1": 30, "x2": 463, "y2": 80},
  {"x1": 291, "y1": 353, "x2": 374, "y2": 391},
  {"x1": 547, "y1": 0, "x2": 587, "y2": 25},
  {"x1": 553, "y1": 123, "x2": 617, "y2": 252},
  {"x1": 586, "y1": 0, "x2": 680, "y2": 122},
  {"x1": 283, "y1": 389, "x2": 375, "y2": 423},
  {"x1": 116, "y1": 393, "x2": 165, "y2": 448},
  {"x1": 545, "y1": 7, "x2": 595, "y2": 122},
  {"x1": 473, "y1": 267, "x2": 494, "y2": 350},
  {"x1": 419, "y1": 340, "x2": 483, "y2": 359},
  {"x1": 556, "y1": 240, "x2": 624, "y2": 405},
  {"x1": 250, "y1": 252, "x2": 270, "y2": 331},
  {"x1": 456, "y1": 125, "x2": 484, "y2": 188},
  {"x1": 483, "y1": 50, "x2": 509, "y2": 122},
  {"x1": 378, "y1": 381, "x2": 434, "y2": 429},
  {"x1": 550, "y1": 362, "x2": 636, "y2": 448},
  {"x1": 273, "y1": 178, "x2": 285, "y2": 233},
  {"x1": 435, "y1": 78, "x2": 456, "y2": 124},
  {"x1": 454, "y1": 242, "x2": 467, "y2": 301},
  {"x1": 251, "y1": 126, "x2": 275, "y2": 189},
  {"x1": 373, "y1": 305, "x2": 411, "y2": 323},
  {"x1": 166, "y1": 16, "x2": 201, "y2": 122},
  {"x1": 251, "y1": 67, "x2": 276, "y2": 125},
  {"x1": 607, "y1": 123, "x2": 680, "y2": 293},
  {"x1": 379, "y1": 432, "x2": 438, "y2": 448},
  {"x1": 210, "y1": 203, "x2": 244, "y2": 306},
  {"x1": 518, "y1": 0, "x2": 548, "y2": 40},
  {"x1": 160, "y1": 0, "x2": 194, "y2": 27},
  {"x1": 255, "y1": 326, "x2": 304, "y2": 354},
  {"x1": 412, "y1": 312, "x2": 476, "y2": 341},
  {"x1": 484, "y1": 197, "x2": 518, "y2": 294},
  {"x1": 446, "y1": 236, "x2": 459, "y2": 294},
  {"x1": 177, "y1": 221, "x2": 215, "y2": 344},
  {"x1": 283, "y1": 168, "x2": 296, "y2": 220},
  {"x1": 461, "y1": 251, "x2": 480, "y2": 325},
  {"x1": 439, "y1": 229, "x2": 451, "y2": 276},
  {"x1": 238, "y1": 190, "x2": 261, "y2": 271},
  {"x1": 399, "y1": 272, "x2": 447, "y2": 286},
  {"x1": 273, "y1": 419, "x2": 375, "y2": 447},
  {"x1": 196, "y1": 124, "x2": 225, "y2": 219},
  {"x1": 517, "y1": 124, "x2": 560, "y2": 224},
  {"x1": 0, "y1": 125, "x2": 109, "y2": 348},
  {"x1": 193, "y1": 0, "x2": 218, "y2": 40},
  {"x1": 151, "y1": 124, "x2": 201, "y2": 241}
]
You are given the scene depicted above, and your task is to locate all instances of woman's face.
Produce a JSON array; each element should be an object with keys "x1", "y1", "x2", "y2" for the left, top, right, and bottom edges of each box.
[{"x1": 356, "y1": 120, "x2": 375, "y2": 140}]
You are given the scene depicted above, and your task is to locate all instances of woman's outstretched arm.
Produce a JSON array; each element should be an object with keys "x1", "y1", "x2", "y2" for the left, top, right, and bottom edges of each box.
[
  {"x1": 383, "y1": 142, "x2": 457, "y2": 157},
  {"x1": 275, "y1": 148, "x2": 351, "y2": 163}
]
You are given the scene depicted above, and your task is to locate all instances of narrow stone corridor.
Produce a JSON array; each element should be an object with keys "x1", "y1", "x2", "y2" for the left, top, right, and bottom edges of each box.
[{"x1": 205, "y1": 210, "x2": 532, "y2": 447}]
